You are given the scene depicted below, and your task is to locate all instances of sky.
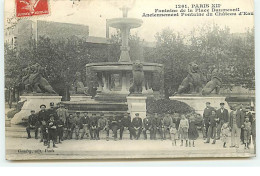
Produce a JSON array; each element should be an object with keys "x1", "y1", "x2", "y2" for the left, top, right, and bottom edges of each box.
[{"x1": 4, "y1": 0, "x2": 254, "y2": 42}]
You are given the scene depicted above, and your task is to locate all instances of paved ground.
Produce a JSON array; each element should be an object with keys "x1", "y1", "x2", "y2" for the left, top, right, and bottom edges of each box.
[{"x1": 5, "y1": 136, "x2": 255, "y2": 160}]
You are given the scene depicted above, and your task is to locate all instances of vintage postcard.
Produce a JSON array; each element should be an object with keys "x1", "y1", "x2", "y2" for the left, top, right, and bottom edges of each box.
[{"x1": 4, "y1": 0, "x2": 255, "y2": 160}]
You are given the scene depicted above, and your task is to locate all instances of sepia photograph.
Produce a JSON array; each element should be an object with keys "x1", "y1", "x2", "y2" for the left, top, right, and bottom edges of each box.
[{"x1": 4, "y1": 0, "x2": 255, "y2": 160}]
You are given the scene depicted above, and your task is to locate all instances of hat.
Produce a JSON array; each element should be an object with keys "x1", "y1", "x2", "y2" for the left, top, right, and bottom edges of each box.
[
  {"x1": 92, "y1": 113, "x2": 96, "y2": 115},
  {"x1": 49, "y1": 114, "x2": 54, "y2": 117},
  {"x1": 50, "y1": 102, "x2": 55, "y2": 107},
  {"x1": 220, "y1": 103, "x2": 225, "y2": 105},
  {"x1": 206, "y1": 102, "x2": 210, "y2": 105},
  {"x1": 76, "y1": 112, "x2": 80, "y2": 114},
  {"x1": 100, "y1": 113, "x2": 104, "y2": 116},
  {"x1": 40, "y1": 104, "x2": 46, "y2": 108},
  {"x1": 135, "y1": 113, "x2": 139, "y2": 116},
  {"x1": 31, "y1": 110, "x2": 35, "y2": 112},
  {"x1": 60, "y1": 104, "x2": 65, "y2": 107}
]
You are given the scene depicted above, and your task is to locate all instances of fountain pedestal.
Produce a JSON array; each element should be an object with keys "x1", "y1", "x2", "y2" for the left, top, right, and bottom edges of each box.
[
  {"x1": 169, "y1": 95, "x2": 230, "y2": 116},
  {"x1": 127, "y1": 96, "x2": 147, "y2": 119},
  {"x1": 11, "y1": 95, "x2": 62, "y2": 125}
]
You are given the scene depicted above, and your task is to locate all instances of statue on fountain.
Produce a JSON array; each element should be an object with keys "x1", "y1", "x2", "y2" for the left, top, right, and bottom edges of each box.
[
  {"x1": 70, "y1": 71, "x2": 88, "y2": 95},
  {"x1": 129, "y1": 60, "x2": 144, "y2": 95},
  {"x1": 202, "y1": 68, "x2": 222, "y2": 95},
  {"x1": 21, "y1": 63, "x2": 57, "y2": 94},
  {"x1": 175, "y1": 62, "x2": 206, "y2": 94}
]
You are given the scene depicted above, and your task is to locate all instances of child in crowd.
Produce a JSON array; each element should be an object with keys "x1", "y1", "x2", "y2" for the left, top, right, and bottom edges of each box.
[
  {"x1": 170, "y1": 123, "x2": 177, "y2": 146},
  {"x1": 178, "y1": 114, "x2": 189, "y2": 147},
  {"x1": 188, "y1": 115, "x2": 199, "y2": 147},
  {"x1": 221, "y1": 122, "x2": 230, "y2": 148},
  {"x1": 243, "y1": 117, "x2": 252, "y2": 149},
  {"x1": 56, "y1": 117, "x2": 64, "y2": 143}
]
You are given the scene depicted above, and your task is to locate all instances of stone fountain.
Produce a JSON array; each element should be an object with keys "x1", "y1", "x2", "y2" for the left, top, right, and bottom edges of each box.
[{"x1": 86, "y1": 7, "x2": 163, "y2": 100}]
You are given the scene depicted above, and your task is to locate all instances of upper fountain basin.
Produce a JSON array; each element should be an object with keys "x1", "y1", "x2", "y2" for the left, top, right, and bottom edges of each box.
[
  {"x1": 86, "y1": 62, "x2": 163, "y2": 73},
  {"x1": 107, "y1": 18, "x2": 143, "y2": 29}
]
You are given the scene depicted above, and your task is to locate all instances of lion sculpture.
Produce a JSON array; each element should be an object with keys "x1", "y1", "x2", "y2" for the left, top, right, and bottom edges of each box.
[
  {"x1": 129, "y1": 61, "x2": 144, "y2": 95},
  {"x1": 22, "y1": 63, "x2": 57, "y2": 94},
  {"x1": 176, "y1": 62, "x2": 206, "y2": 94}
]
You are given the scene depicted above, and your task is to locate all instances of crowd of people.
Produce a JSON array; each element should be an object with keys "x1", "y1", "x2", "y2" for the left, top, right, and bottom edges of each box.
[{"x1": 25, "y1": 102, "x2": 256, "y2": 151}]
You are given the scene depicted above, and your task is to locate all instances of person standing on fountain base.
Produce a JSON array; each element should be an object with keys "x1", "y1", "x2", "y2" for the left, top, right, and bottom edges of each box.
[
  {"x1": 131, "y1": 113, "x2": 142, "y2": 140},
  {"x1": 178, "y1": 114, "x2": 189, "y2": 147},
  {"x1": 230, "y1": 105, "x2": 245, "y2": 148},
  {"x1": 243, "y1": 117, "x2": 251, "y2": 149},
  {"x1": 203, "y1": 102, "x2": 215, "y2": 139},
  {"x1": 170, "y1": 123, "x2": 177, "y2": 146},
  {"x1": 221, "y1": 122, "x2": 230, "y2": 148},
  {"x1": 205, "y1": 110, "x2": 219, "y2": 144},
  {"x1": 216, "y1": 103, "x2": 229, "y2": 140},
  {"x1": 188, "y1": 115, "x2": 199, "y2": 147},
  {"x1": 47, "y1": 114, "x2": 57, "y2": 148}
]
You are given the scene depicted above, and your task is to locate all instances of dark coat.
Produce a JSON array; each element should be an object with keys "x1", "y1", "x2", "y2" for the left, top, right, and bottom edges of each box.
[
  {"x1": 27, "y1": 114, "x2": 38, "y2": 126},
  {"x1": 216, "y1": 108, "x2": 229, "y2": 123},
  {"x1": 38, "y1": 110, "x2": 49, "y2": 122},
  {"x1": 229, "y1": 110, "x2": 245, "y2": 128},
  {"x1": 132, "y1": 117, "x2": 142, "y2": 128},
  {"x1": 143, "y1": 117, "x2": 152, "y2": 129}
]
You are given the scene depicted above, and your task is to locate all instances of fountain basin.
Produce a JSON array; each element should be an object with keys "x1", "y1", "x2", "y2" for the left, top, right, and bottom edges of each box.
[{"x1": 107, "y1": 18, "x2": 143, "y2": 29}]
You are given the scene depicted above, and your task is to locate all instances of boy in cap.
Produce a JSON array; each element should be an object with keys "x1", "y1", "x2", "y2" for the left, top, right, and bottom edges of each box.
[
  {"x1": 47, "y1": 114, "x2": 58, "y2": 148},
  {"x1": 65, "y1": 114, "x2": 75, "y2": 140},
  {"x1": 26, "y1": 110, "x2": 40, "y2": 139},
  {"x1": 38, "y1": 104, "x2": 48, "y2": 143}
]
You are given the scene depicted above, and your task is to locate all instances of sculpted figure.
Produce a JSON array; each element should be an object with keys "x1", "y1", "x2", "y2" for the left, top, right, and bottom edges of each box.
[
  {"x1": 21, "y1": 67, "x2": 32, "y2": 93},
  {"x1": 27, "y1": 63, "x2": 57, "y2": 94},
  {"x1": 129, "y1": 60, "x2": 144, "y2": 94},
  {"x1": 201, "y1": 69, "x2": 222, "y2": 95},
  {"x1": 176, "y1": 62, "x2": 206, "y2": 94},
  {"x1": 71, "y1": 72, "x2": 88, "y2": 94}
]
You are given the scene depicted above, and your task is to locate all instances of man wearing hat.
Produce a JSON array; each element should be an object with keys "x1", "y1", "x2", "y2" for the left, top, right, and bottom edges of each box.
[
  {"x1": 97, "y1": 113, "x2": 109, "y2": 140},
  {"x1": 216, "y1": 102, "x2": 229, "y2": 140},
  {"x1": 26, "y1": 110, "x2": 40, "y2": 139},
  {"x1": 89, "y1": 113, "x2": 98, "y2": 140},
  {"x1": 56, "y1": 103, "x2": 68, "y2": 141},
  {"x1": 131, "y1": 113, "x2": 143, "y2": 140},
  {"x1": 119, "y1": 113, "x2": 132, "y2": 140},
  {"x1": 47, "y1": 102, "x2": 58, "y2": 120},
  {"x1": 203, "y1": 102, "x2": 215, "y2": 139},
  {"x1": 38, "y1": 104, "x2": 49, "y2": 144}
]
